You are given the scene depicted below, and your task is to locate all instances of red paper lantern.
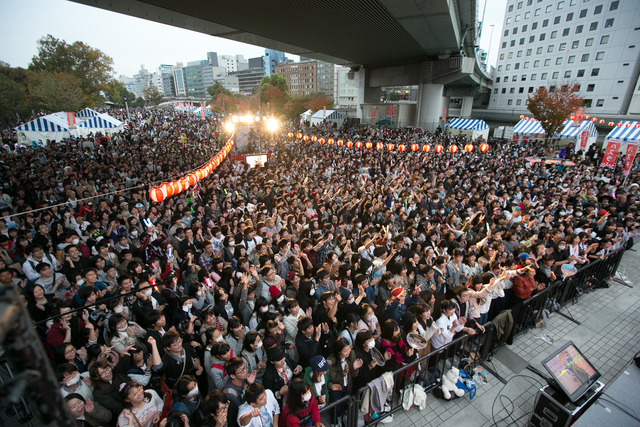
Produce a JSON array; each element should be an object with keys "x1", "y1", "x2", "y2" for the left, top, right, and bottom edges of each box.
[
  {"x1": 422, "y1": 144, "x2": 431, "y2": 153},
  {"x1": 162, "y1": 183, "x2": 174, "y2": 197},
  {"x1": 355, "y1": 141, "x2": 363, "y2": 149},
  {"x1": 149, "y1": 187, "x2": 165, "y2": 203},
  {"x1": 287, "y1": 132, "x2": 294, "y2": 138},
  {"x1": 319, "y1": 138, "x2": 325, "y2": 145},
  {"x1": 302, "y1": 135, "x2": 309, "y2": 141},
  {"x1": 328, "y1": 138, "x2": 334, "y2": 145},
  {"x1": 181, "y1": 178, "x2": 190, "y2": 190},
  {"x1": 311, "y1": 135, "x2": 317, "y2": 142},
  {"x1": 449, "y1": 145, "x2": 458, "y2": 154},
  {"x1": 599, "y1": 119, "x2": 604, "y2": 124},
  {"x1": 479, "y1": 143, "x2": 489, "y2": 152},
  {"x1": 410, "y1": 144, "x2": 419, "y2": 152},
  {"x1": 296, "y1": 133, "x2": 302, "y2": 139},
  {"x1": 524, "y1": 117, "x2": 529, "y2": 121},
  {"x1": 187, "y1": 174, "x2": 197, "y2": 186},
  {"x1": 376, "y1": 142, "x2": 383, "y2": 150},
  {"x1": 337, "y1": 139, "x2": 344, "y2": 147},
  {"x1": 570, "y1": 116, "x2": 575, "y2": 120},
  {"x1": 464, "y1": 144, "x2": 473, "y2": 153},
  {"x1": 172, "y1": 181, "x2": 182, "y2": 194},
  {"x1": 387, "y1": 143, "x2": 394, "y2": 151},
  {"x1": 591, "y1": 118, "x2": 597, "y2": 122},
  {"x1": 584, "y1": 115, "x2": 590, "y2": 120},
  {"x1": 608, "y1": 122, "x2": 614, "y2": 126},
  {"x1": 346, "y1": 140, "x2": 353, "y2": 148},
  {"x1": 636, "y1": 124, "x2": 640, "y2": 129},
  {"x1": 365, "y1": 142, "x2": 373, "y2": 149},
  {"x1": 435, "y1": 144, "x2": 444, "y2": 153},
  {"x1": 617, "y1": 123, "x2": 622, "y2": 127},
  {"x1": 398, "y1": 145, "x2": 406, "y2": 152},
  {"x1": 520, "y1": 115, "x2": 524, "y2": 119}
]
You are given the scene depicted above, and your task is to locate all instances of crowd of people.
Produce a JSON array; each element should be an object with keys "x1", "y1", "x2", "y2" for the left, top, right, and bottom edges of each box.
[{"x1": 0, "y1": 109, "x2": 639, "y2": 427}]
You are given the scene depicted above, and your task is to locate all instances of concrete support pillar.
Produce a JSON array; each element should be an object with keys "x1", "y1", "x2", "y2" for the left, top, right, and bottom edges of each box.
[
  {"x1": 355, "y1": 68, "x2": 382, "y2": 123},
  {"x1": 461, "y1": 96, "x2": 474, "y2": 117},
  {"x1": 416, "y1": 83, "x2": 444, "y2": 132}
]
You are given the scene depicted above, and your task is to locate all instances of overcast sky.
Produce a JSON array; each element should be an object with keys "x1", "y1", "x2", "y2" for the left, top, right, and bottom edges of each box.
[{"x1": 0, "y1": 0, "x2": 507, "y2": 77}]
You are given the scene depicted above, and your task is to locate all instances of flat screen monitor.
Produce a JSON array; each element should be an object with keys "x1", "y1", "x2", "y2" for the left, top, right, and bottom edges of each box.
[{"x1": 542, "y1": 341, "x2": 600, "y2": 403}]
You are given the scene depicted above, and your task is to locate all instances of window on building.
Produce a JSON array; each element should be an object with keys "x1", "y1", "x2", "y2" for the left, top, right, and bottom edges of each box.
[
  {"x1": 590, "y1": 22, "x2": 598, "y2": 31},
  {"x1": 500, "y1": 53, "x2": 505, "y2": 60},
  {"x1": 595, "y1": 51, "x2": 604, "y2": 60},
  {"x1": 507, "y1": 99, "x2": 513, "y2": 105},
  {"x1": 524, "y1": 61, "x2": 530, "y2": 68},
  {"x1": 541, "y1": 72, "x2": 548, "y2": 79},
  {"x1": 568, "y1": 55, "x2": 576, "y2": 63},
  {"x1": 551, "y1": 30, "x2": 558, "y2": 38},
  {"x1": 525, "y1": 11, "x2": 531, "y2": 19},
  {"x1": 496, "y1": 77, "x2": 500, "y2": 82},
  {"x1": 557, "y1": 1, "x2": 564, "y2": 9},
  {"x1": 564, "y1": 71, "x2": 571, "y2": 78},
  {"x1": 552, "y1": 71, "x2": 559, "y2": 79},
  {"x1": 506, "y1": 64, "x2": 512, "y2": 70},
  {"x1": 494, "y1": 88, "x2": 498, "y2": 94},
  {"x1": 594, "y1": 5, "x2": 602, "y2": 14},
  {"x1": 546, "y1": 5, "x2": 552, "y2": 13},
  {"x1": 585, "y1": 38, "x2": 593, "y2": 46},
  {"x1": 508, "y1": 52, "x2": 513, "y2": 59},
  {"x1": 513, "y1": 27, "x2": 518, "y2": 34},
  {"x1": 512, "y1": 76, "x2": 518, "y2": 81},
  {"x1": 516, "y1": 99, "x2": 522, "y2": 105},
  {"x1": 600, "y1": 35, "x2": 609, "y2": 44},
  {"x1": 523, "y1": 24, "x2": 528, "y2": 32},
  {"x1": 556, "y1": 57, "x2": 563, "y2": 65},
  {"x1": 498, "y1": 65, "x2": 503, "y2": 71},
  {"x1": 502, "y1": 42, "x2": 507, "y2": 48},
  {"x1": 515, "y1": 63, "x2": 521, "y2": 69},
  {"x1": 516, "y1": 14, "x2": 521, "y2": 21},
  {"x1": 504, "y1": 30, "x2": 509, "y2": 36},
  {"x1": 526, "y1": 48, "x2": 532, "y2": 56},
  {"x1": 547, "y1": 45, "x2": 554, "y2": 53},
  {"x1": 544, "y1": 58, "x2": 551, "y2": 66},
  {"x1": 591, "y1": 68, "x2": 599, "y2": 76},
  {"x1": 610, "y1": 1, "x2": 619, "y2": 11},
  {"x1": 534, "y1": 60, "x2": 540, "y2": 67},
  {"x1": 559, "y1": 43, "x2": 567, "y2": 51},
  {"x1": 576, "y1": 25, "x2": 583, "y2": 34},
  {"x1": 537, "y1": 47, "x2": 543, "y2": 54},
  {"x1": 570, "y1": 0, "x2": 576, "y2": 5},
  {"x1": 583, "y1": 99, "x2": 592, "y2": 107},
  {"x1": 517, "y1": 50, "x2": 523, "y2": 58},
  {"x1": 502, "y1": 88, "x2": 506, "y2": 94},
  {"x1": 579, "y1": 9, "x2": 587, "y2": 18},
  {"x1": 531, "y1": 74, "x2": 537, "y2": 80},
  {"x1": 511, "y1": 40, "x2": 516, "y2": 46},
  {"x1": 532, "y1": 22, "x2": 538, "y2": 29},
  {"x1": 529, "y1": 86, "x2": 534, "y2": 92},
  {"x1": 566, "y1": 12, "x2": 574, "y2": 21},
  {"x1": 581, "y1": 54, "x2": 589, "y2": 62},
  {"x1": 562, "y1": 28, "x2": 570, "y2": 36},
  {"x1": 522, "y1": 75, "x2": 527, "y2": 81},
  {"x1": 506, "y1": 17, "x2": 512, "y2": 24},
  {"x1": 587, "y1": 84, "x2": 595, "y2": 92},
  {"x1": 510, "y1": 87, "x2": 515, "y2": 93},
  {"x1": 554, "y1": 16, "x2": 561, "y2": 24},
  {"x1": 596, "y1": 99, "x2": 605, "y2": 107},
  {"x1": 520, "y1": 38, "x2": 525, "y2": 45},
  {"x1": 518, "y1": 1, "x2": 523, "y2": 9},
  {"x1": 535, "y1": 8, "x2": 540, "y2": 16},
  {"x1": 540, "y1": 33, "x2": 546, "y2": 41},
  {"x1": 572, "y1": 40, "x2": 579, "y2": 49},
  {"x1": 605, "y1": 18, "x2": 614, "y2": 28},
  {"x1": 508, "y1": 4, "x2": 514, "y2": 12},
  {"x1": 542, "y1": 19, "x2": 549, "y2": 27},
  {"x1": 577, "y1": 69, "x2": 585, "y2": 77}
]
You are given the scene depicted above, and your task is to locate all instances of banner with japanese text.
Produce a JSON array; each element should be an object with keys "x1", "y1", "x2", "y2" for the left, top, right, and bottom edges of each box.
[
  {"x1": 392, "y1": 105, "x2": 397, "y2": 117},
  {"x1": 624, "y1": 141, "x2": 638, "y2": 176},
  {"x1": 66, "y1": 112, "x2": 76, "y2": 128},
  {"x1": 371, "y1": 106, "x2": 376, "y2": 118},
  {"x1": 601, "y1": 140, "x2": 620, "y2": 169},
  {"x1": 579, "y1": 131, "x2": 588, "y2": 150}
]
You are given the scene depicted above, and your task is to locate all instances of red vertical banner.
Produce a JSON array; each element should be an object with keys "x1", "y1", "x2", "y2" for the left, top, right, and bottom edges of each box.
[
  {"x1": 386, "y1": 105, "x2": 392, "y2": 116},
  {"x1": 372, "y1": 106, "x2": 377, "y2": 118},
  {"x1": 579, "y1": 131, "x2": 589, "y2": 150},
  {"x1": 392, "y1": 105, "x2": 397, "y2": 117},
  {"x1": 441, "y1": 107, "x2": 447, "y2": 122},
  {"x1": 575, "y1": 107, "x2": 584, "y2": 126},
  {"x1": 601, "y1": 140, "x2": 621, "y2": 169},
  {"x1": 624, "y1": 142, "x2": 639, "y2": 176},
  {"x1": 66, "y1": 112, "x2": 76, "y2": 127}
]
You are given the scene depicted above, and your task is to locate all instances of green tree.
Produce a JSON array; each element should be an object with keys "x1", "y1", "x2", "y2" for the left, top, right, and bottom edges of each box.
[
  {"x1": 207, "y1": 81, "x2": 232, "y2": 99},
  {"x1": 29, "y1": 34, "x2": 115, "y2": 106},
  {"x1": 133, "y1": 97, "x2": 145, "y2": 108},
  {"x1": 0, "y1": 62, "x2": 31, "y2": 125},
  {"x1": 105, "y1": 81, "x2": 135, "y2": 108},
  {"x1": 27, "y1": 71, "x2": 85, "y2": 112},
  {"x1": 259, "y1": 73, "x2": 288, "y2": 104},
  {"x1": 527, "y1": 84, "x2": 583, "y2": 143},
  {"x1": 142, "y1": 85, "x2": 164, "y2": 106},
  {"x1": 307, "y1": 93, "x2": 335, "y2": 114}
]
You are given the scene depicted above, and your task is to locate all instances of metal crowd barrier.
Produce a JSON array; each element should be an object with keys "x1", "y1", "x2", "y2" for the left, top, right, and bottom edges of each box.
[{"x1": 311, "y1": 248, "x2": 628, "y2": 427}]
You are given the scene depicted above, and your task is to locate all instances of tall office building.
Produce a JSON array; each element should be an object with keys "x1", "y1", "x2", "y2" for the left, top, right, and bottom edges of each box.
[
  {"x1": 316, "y1": 61, "x2": 335, "y2": 96},
  {"x1": 173, "y1": 64, "x2": 186, "y2": 97},
  {"x1": 207, "y1": 52, "x2": 219, "y2": 67},
  {"x1": 264, "y1": 49, "x2": 287, "y2": 76},
  {"x1": 275, "y1": 61, "x2": 318, "y2": 95},
  {"x1": 183, "y1": 60, "x2": 215, "y2": 99},
  {"x1": 154, "y1": 65, "x2": 176, "y2": 97},
  {"x1": 220, "y1": 55, "x2": 238, "y2": 74},
  {"x1": 488, "y1": 0, "x2": 640, "y2": 115},
  {"x1": 334, "y1": 66, "x2": 359, "y2": 109},
  {"x1": 132, "y1": 65, "x2": 152, "y2": 98}
]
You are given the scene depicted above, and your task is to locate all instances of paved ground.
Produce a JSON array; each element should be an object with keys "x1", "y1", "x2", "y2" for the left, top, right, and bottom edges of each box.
[{"x1": 391, "y1": 248, "x2": 640, "y2": 427}]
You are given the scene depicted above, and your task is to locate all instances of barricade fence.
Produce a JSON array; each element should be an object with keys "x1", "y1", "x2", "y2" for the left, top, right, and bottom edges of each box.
[{"x1": 312, "y1": 248, "x2": 626, "y2": 427}]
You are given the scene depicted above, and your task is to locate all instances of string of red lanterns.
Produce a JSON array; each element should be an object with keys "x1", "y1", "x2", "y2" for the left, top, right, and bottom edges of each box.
[
  {"x1": 149, "y1": 137, "x2": 234, "y2": 203},
  {"x1": 286, "y1": 133, "x2": 490, "y2": 154},
  {"x1": 519, "y1": 114, "x2": 640, "y2": 128}
]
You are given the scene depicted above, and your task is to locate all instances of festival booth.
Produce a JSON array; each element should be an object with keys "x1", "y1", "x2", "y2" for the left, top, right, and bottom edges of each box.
[
  {"x1": 193, "y1": 105, "x2": 213, "y2": 118},
  {"x1": 601, "y1": 121, "x2": 640, "y2": 172},
  {"x1": 309, "y1": 109, "x2": 345, "y2": 127},
  {"x1": 72, "y1": 113, "x2": 124, "y2": 137},
  {"x1": 447, "y1": 118, "x2": 489, "y2": 140},
  {"x1": 299, "y1": 109, "x2": 313, "y2": 125},
  {"x1": 15, "y1": 113, "x2": 71, "y2": 146},
  {"x1": 75, "y1": 108, "x2": 101, "y2": 120},
  {"x1": 513, "y1": 118, "x2": 546, "y2": 143},
  {"x1": 557, "y1": 119, "x2": 598, "y2": 150}
]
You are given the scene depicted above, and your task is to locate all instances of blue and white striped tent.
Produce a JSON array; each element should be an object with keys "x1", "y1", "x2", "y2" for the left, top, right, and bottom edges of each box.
[
  {"x1": 558, "y1": 119, "x2": 598, "y2": 139},
  {"x1": 15, "y1": 112, "x2": 70, "y2": 146},
  {"x1": 513, "y1": 118, "x2": 546, "y2": 136},
  {"x1": 604, "y1": 121, "x2": 640, "y2": 153},
  {"x1": 73, "y1": 113, "x2": 124, "y2": 137},
  {"x1": 447, "y1": 118, "x2": 489, "y2": 140},
  {"x1": 310, "y1": 109, "x2": 345, "y2": 127},
  {"x1": 75, "y1": 108, "x2": 100, "y2": 119}
]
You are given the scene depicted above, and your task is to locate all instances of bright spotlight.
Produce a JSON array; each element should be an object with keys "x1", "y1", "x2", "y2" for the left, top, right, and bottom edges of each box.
[
  {"x1": 266, "y1": 118, "x2": 279, "y2": 132},
  {"x1": 224, "y1": 122, "x2": 236, "y2": 133},
  {"x1": 231, "y1": 115, "x2": 239, "y2": 123}
]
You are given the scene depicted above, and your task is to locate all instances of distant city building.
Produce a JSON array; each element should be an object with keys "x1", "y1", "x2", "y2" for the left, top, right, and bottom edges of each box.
[
  {"x1": 220, "y1": 55, "x2": 238, "y2": 74},
  {"x1": 334, "y1": 66, "x2": 358, "y2": 109},
  {"x1": 117, "y1": 75, "x2": 138, "y2": 98},
  {"x1": 183, "y1": 60, "x2": 215, "y2": 99},
  {"x1": 131, "y1": 65, "x2": 152, "y2": 98},
  {"x1": 173, "y1": 64, "x2": 186, "y2": 97},
  {"x1": 263, "y1": 49, "x2": 287, "y2": 76},
  {"x1": 489, "y1": 0, "x2": 640, "y2": 115},
  {"x1": 236, "y1": 55, "x2": 248, "y2": 72},
  {"x1": 154, "y1": 65, "x2": 176, "y2": 97},
  {"x1": 216, "y1": 75, "x2": 240, "y2": 93},
  {"x1": 316, "y1": 61, "x2": 335, "y2": 96},
  {"x1": 207, "y1": 52, "x2": 219, "y2": 67},
  {"x1": 274, "y1": 61, "x2": 318, "y2": 95}
]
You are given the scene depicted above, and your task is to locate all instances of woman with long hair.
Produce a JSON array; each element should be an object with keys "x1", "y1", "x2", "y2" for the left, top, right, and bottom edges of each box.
[
  {"x1": 280, "y1": 377, "x2": 323, "y2": 427},
  {"x1": 117, "y1": 381, "x2": 163, "y2": 427}
]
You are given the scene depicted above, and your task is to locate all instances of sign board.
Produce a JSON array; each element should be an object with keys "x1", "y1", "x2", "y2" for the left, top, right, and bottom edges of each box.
[
  {"x1": 602, "y1": 140, "x2": 621, "y2": 169},
  {"x1": 66, "y1": 112, "x2": 76, "y2": 128},
  {"x1": 503, "y1": 126, "x2": 514, "y2": 140},
  {"x1": 624, "y1": 142, "x2": 639, "y2": 176},
  {"x1": 579, "y1": 131, "x2": 588, "y2": 150},
  {"x1": 392, "y1": 105, "x2": 397, "y2": 117},
  {"x1": 372, "y1": 106, "x2": 376, "y2": 118}
]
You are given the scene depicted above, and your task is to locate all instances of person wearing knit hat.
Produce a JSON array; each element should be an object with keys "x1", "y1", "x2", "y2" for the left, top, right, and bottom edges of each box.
[
  {"x1": 269, "y1": 285, "x2": 286, "y2": 312},
  {"x1": 384, "y1": 287, "x2": 407, "y2": 323}
]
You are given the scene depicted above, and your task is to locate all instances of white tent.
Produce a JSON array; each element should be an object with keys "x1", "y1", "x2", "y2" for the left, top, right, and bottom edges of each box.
[
  {"x1": 72, "y1": 113, "x2": 124, "y2": 137},
  {"x1": 309, "y1": 109, "x2": 345, "y2": 127},
  {"x1": 558, "y1": 119, "x2": 598, "y2": 150},
  {"x1": 513, "y1": 118, "x2": 546, "y2": 139},
  {"x1": 604, "y1": 121, "x2": 640, "y2": 152},
  {"x1": 75, "y1": 108, "x2": 101, "y2": 120},
  {"x1": 15, "y1": 113, "x2": 70, "y2": 146},
  {"x1": 447, "y1": 118, "x2": 489, "y2": 140},
  {"x1": 300, "y1": 109, "x2": 313, "y2": 124}
]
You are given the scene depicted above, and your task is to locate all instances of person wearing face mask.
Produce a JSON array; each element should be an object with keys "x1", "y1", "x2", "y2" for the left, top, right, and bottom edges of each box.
[
  {"x1": 241, "y1": 331, "x2": 268, "y2": 383},
  {"x1": 268, "y1": 285, "x2": 286, "y2": 313},
  {"x1": 131, "y1": 281, "x2": 159, "y2": 329},
  {"x1": 174, "y1": 296, "x2": 195, "y2": 327},
  {"x1": 58, "y1": 362, "x2": 94, "y2": 400},
  {"x1": 65, "y1": 392, "x2": 112, "y2": 427},
  {"x1": 280, "y1": 378, "x2": 323, "y2": 427},
  {"x1": 107, "y1": 314, "x2": 146, "y2": 355},
  {"x1": 170, "y1": 375, "x2": 206, "y2": 426}
]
